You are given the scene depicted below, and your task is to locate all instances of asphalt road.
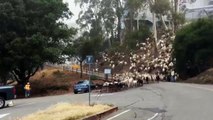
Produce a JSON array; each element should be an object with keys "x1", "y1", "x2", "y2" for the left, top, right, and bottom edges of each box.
[{"x1": 1, "y1": 82, "x2": 213, "y2": 120}]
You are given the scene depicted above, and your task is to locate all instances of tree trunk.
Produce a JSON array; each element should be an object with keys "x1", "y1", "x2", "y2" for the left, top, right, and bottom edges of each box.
[
  {"x1": 118, "y1": 16, "x2": 121, "y2": 41},
  {"x1": 137, "y1": 18, "x2": 139, "y2": 30},
  {"x1": 116, "y1": 0, "x2": 123, "y2": 45},
  {"x1": 174, "y1": 0, "x2": 179, "y2": 13},
  {"x1": 173, "y1": 0, "x2": 179, "y2": 33},
  {"x1": 13, "y1": 69, "x2": 28, "y2": 86},
  {"x1": 153, "y1": 13, "x2": 157, "y2": 43},
  {"x1": 1, "y1": 77, "x2": 7, "y2": 85},
  {"x1": 161, "y1": 15, "x2": 168, "y2": 30},
  {"x1": 108, "y1": 38, "x2": 112, "y2": 47},
  {"x1": 107, "y1": 31, "x2": 112, "y2": 47},
  {"x1": 130, "y1": 10, "x2": 134, "y2": 32},
  {"x1": 80, "y1": 61, "x2": 83, "y2": 78}
]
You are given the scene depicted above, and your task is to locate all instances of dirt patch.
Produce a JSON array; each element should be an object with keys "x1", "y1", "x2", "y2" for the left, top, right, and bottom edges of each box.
[
  {"x1": 16, "y1": 67, "x2": 105, "y2": 98},
  {"x1": 185, "y1": 68, "x2": 213, "y2": 84}
]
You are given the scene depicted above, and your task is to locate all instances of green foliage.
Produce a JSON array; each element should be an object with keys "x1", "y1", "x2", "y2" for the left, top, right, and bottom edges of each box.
[
  {"x1": 90, "y1": 75, "x2": 99, "y2": 80},
  {"x1": 70, "y1": 35, "x2": 102, "y2": 62},
  {"x1": 76, "y1": 0, "x2": 148, "y2": 46},
  {"x1": 76, "y1": 0, "x2": 118, "y2": 47},
  {"x1": 171, "y1": 12, "x2": 185, "y2": 25},
  {"x1": 126, "y1": 0, "x2": 146, "y2": 10},
  {"x1": 173, "y1": 19, "x2": 213, "y2": 79},
  {"x1": 125, "y1": 25, "x2": 151, "y2": 50},
  {"x1": 150, "y1": 0, "x2": 171, "y2": 15},
  {"x1": 64, "y1": 32, "x2": 103, "y2": 78},
  {"x1": 0, "y1": 0, "x2": 75, "y2": 85},
  {"x1": 108, "y1": 44, "x2": 129, "y2": 55}
]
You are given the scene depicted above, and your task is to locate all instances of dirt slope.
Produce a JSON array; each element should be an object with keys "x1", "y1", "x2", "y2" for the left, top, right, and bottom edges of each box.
[{"x1": 186, "y1": 68, "x2": 213, "y2": 84}]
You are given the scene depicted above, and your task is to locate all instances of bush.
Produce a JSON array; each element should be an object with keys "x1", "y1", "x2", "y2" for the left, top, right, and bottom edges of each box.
[
  {"x1": 125, "y1": 25, "x2": 151, "y2": 50},
  {"x1": 90, "y1": 75, "x2": 99, "y2": 80},
  {"x1": 173, "y1": 18, "x2": 213, "y2": 79}
]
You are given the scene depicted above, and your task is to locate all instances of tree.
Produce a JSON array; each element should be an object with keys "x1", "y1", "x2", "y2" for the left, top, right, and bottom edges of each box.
[
  {"x1": 150, "y1": 0, "x2": 171, "y2": 30},
  {"x1": 0, "y1": 0, "x2": 75, "y2": 85},
  {"x1": 75, "y1": 0, "x2": 120, "y2": 47},
  {"x1": 170, "y1": 0, "x2": 185, "y2": 33},
  {"x1": 64, "y1": 33, "x2": 102, "y2": 78},
  {"x1": 125, "y1": 24, "x2": 151, "y2": 49},
  {"x1": 125, "y1": 0, "x2": 146, "y2": 32},
  {"x1": 173, "y1": 19, "x2": 213, "y2": 79}
]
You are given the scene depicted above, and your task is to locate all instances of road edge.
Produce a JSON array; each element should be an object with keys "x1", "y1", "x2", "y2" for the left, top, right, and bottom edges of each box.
[{"x1": 82, "y1": 106, "x2": 118, "y2": 120}]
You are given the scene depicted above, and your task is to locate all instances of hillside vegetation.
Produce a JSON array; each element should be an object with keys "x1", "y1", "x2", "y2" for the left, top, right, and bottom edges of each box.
[
  {"x1": 186, "y1": 68, "x2": 213, "y2": 84},
  {"x1": 16, "y1": 67, "x2": 104, "y2": 98}
]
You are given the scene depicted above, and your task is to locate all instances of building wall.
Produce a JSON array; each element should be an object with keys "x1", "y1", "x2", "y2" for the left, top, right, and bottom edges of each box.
[
  {"x1": 184, "y1": 0, "x2": 213, "y2": 20},
  {"x1": 180, "y1": 0, "x2": 210, "y2": 9},
  {"x1": 133, "y1": 0, "x2": 213, "y2": 29}
]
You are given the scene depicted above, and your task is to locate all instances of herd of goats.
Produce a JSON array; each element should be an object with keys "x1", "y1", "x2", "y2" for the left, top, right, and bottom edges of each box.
[
  {"x1": 97, "y1": 73, "x2": 161, "y2": 93},
  {"x1": 96, "y1": 32, "x2": 178, "y2": 92}
]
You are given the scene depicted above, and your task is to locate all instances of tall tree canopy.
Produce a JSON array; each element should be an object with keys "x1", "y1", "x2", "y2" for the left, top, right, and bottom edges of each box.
[
  {"x1": 75, "y1": 0, "x2": 147, "y2": 47},
  {"x1": 173, "y1": 19, "x2": 213, "y2": 79},
  {"x1": 0, "y1": 0, "x2": 75, "y2": 85},
  {"x1": 75, "y1": 0, "x2": 119, "y2": 46},
  {"x1": 125, "y1": 0, "x2": 146, "y2": 31}
]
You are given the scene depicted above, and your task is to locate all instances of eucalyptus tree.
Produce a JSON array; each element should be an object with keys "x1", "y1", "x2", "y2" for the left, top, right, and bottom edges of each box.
[
  {"x1": 150, "y1": 0, "x2": 171, "y2": 30},
  {"x1": 170, "y1": 0, "x2": 185, "y2": 32},
  {"x1": 147, "y1": 0, "x2": 185, "y2": 40},
  {"x1": 75, "y1": 0, "x2": 125, "y2": 46},
  {"x1": 124, "y1": 0, "x2": 146, "y2": 32}
]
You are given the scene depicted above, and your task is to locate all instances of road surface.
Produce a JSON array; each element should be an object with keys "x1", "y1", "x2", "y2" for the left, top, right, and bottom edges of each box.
[{"x1": 1, "y1": 82, "x2": 213, "y2": 120}]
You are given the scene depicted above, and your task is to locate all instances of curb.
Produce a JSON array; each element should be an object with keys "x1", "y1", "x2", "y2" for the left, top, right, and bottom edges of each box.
[{"x1": 82, "y1": 106, "x2": 118, "y2": 120}]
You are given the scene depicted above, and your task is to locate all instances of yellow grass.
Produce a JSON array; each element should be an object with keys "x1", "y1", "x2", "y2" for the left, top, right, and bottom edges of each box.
[
  {"x1": 31, "y1": 68, "x2": 63, "y2": 79},
  {"x1": 20, "y1": 103, "x2": 111, "y2": 120}
]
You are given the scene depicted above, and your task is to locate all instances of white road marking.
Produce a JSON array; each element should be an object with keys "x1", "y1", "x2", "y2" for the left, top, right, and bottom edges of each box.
[
  {"x1": 15, "y1": 102, "x2": 35, "y2": 107},
  {"x1": 147, "y1": 113, "x2": 159, "y2": 120},
  {"x1": 106, "y1": 109, "x2": 131, "y2": 120},
  {"x1": 0, "y1": 113, "x2": 10, "y2": 119},
  {"x1": 92, "y1": 93, "x2": 114, "y2": 97}
]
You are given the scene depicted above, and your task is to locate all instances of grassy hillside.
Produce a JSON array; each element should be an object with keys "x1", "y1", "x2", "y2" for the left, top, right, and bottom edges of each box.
[
  {"x1": 16, "y1": 67, "x2": 104, "y2": 98},
  {"x1": 185, "y1": 68, "x2": 213, "y2": 84}
]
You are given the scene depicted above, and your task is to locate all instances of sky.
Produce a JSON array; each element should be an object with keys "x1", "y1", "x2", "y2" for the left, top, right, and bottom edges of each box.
[{"x1": 62, "y1": 0, "x2": 81, "y2": 28}]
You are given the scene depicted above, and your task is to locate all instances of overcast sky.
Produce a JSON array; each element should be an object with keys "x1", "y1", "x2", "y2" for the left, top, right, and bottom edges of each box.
[{"x1": 63, "y1": 0, "x2": 81, "y2": 28}]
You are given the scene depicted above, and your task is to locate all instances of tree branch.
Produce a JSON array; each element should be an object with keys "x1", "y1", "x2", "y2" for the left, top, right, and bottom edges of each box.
[
  {"x1": 11, "y1": 71, "x2": 20, "y2": 82},
  {"x1": 30, "y1": 66, "x2": 40, "y2": 77}
]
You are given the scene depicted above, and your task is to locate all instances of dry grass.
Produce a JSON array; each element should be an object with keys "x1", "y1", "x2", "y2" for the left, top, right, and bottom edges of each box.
[
  {"x1": 15, "y1": 66, "x2": 105, "y2": 98},
  {"x1": 20, "y1": 103, "x2": 111, "y2": 120},
  {"x1": 31, "y1": 68, "x2": 64, "y2": 80},
  {"x1": 28, "y1": 67, "x2": 89, "y2": 97},
  {"x1": 185, "y1": 68, "x2": 213, "y2": 84}
]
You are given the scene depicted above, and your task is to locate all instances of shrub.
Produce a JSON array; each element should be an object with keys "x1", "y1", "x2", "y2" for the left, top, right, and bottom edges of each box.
[
  {"x1": 90, "y1": 75, "x2": 99, "y2": 80},
  {"x1": 173, "y1": 18, "x2": 213, "y2": 79}
]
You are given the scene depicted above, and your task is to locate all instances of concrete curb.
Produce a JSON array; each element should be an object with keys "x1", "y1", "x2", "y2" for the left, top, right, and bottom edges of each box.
[{"x1": 82, "y1": 106, "x2": 118, "y2": 120}]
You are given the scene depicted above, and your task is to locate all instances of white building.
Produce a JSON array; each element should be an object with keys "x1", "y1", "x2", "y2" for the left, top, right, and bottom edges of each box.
[
  {"x1": 132, "y1": 0, "x2": 213, "y2": 30},
  {"x1": 180, "y1": 0, "x2": 213, "y2": 20}
]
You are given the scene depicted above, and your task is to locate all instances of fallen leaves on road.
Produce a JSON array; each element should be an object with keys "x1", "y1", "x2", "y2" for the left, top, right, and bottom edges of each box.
[{"x1": 19, "y1": 103, "x2": 111, "y2": 120}]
